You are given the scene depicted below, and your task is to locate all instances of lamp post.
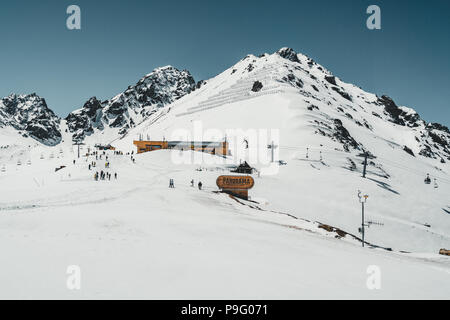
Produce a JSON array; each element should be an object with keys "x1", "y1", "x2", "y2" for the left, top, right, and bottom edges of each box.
[{"x1": 358, "y1": 190, "x2": 369, "y2": 247}]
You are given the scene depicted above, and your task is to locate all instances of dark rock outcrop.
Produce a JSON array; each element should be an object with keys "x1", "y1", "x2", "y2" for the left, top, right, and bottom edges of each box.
[
  {"x1": 377, "y1": 95, "x2": 420, "y2": 127},
  {"x1": 251, "y1": 81, "x2": 263, "y2": 92},
  {"x1": 403, "y1": 146, "x2": 415, "y2": 157},
  {"x1": 333, "y1": 119, "x2": 360, "y2": 151},
  {"x1": 0, "y1": 93, "x2": 61, "y2": 145},
  {"x1": 325, "y1": 75, "x2": 337, "y2": 85},
  {"x1": 331, "y1": 87, "x2": 352, "y2": 101},
  {"x1": 277, "y1": 47, "x2": 301, "y2": 63},
  {"x1": 65, "y1": 66, "x2": 196, "y2": 141}
]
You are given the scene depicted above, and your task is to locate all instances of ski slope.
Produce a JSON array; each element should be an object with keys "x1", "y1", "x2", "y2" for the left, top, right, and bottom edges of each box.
[
  {"x1": 111, "y1": 51, "x2": 450, "y2": 254},
  {"x1": 1, "y1": 48, "x2": 449, "y2": 299},
  {"x1": 0, "y1": 146, "x2": 449, "y2": 299}
]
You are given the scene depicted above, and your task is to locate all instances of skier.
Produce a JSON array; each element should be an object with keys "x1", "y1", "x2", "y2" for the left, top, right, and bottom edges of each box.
[
  {"x1": 198, "y1": 181, "x2": 202, "y2": 190},
  {"x1": 169, "y1": 179, "x2": 174, "y2": 188},
  {"x1": 114, "y1": 172, "x2": 117, "y2": 179},
  {"x1": 191, "y1": 179, "x2": 194, "y2": 187}
]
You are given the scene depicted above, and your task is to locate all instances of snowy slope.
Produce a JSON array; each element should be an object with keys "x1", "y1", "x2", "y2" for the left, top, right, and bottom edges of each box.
[
  {"x1": 118, "y1": 48, "x2": 449, "y2": 161},
  {"x1": 0, "y1": 149, "x2": 449, "y2": 299},
  {"x1": 0, "y1": 47, "x2": 449, "y2": 299},
  {"x1": 112, "y1": 48, "x2": 450, "y2": 254}
]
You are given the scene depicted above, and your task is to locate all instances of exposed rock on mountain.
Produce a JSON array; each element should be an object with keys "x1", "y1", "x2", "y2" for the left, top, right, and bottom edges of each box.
[
  {"x1": 0, "y1": 93, "x2": 61, "y2": 145},
  {"x1": 277, "y1": 47, "x2": 301, "y2": 63},
  {"x1": 377, "y1": 95, "x2": 419, "y2": 127},
  {"x1": 251, "y1": 81, "x2": 263, "y2": 92},
  {"x1": 1, "y1": 47, "x2": 449, "y2": 167},
  {"x1": 65, "y1": 66, "x2": 196, "y2": 141}
]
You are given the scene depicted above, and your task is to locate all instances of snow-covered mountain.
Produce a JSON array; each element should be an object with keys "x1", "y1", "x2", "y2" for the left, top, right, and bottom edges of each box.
[
  {"x1": 109, "y1": 47, "x2": 450, "y2": 254},
  {"x1": 2, "y1": 49, "x2": 448, "y2": 161},
  {"x1": 116, "y1": 47, "x2": 449, "y2": 163},
  {"x1": 2, "y1": 48, "x2": 450, "y2": 246},
  {"x1": 1, "y1": 47, "x2": 450, "y2": 298},
  {"x1": 0, "y1": 93, "x2": 61, "y2": 146},
  {"x1": 65, "y1": 66, "x2": 198, "y2": 142}
]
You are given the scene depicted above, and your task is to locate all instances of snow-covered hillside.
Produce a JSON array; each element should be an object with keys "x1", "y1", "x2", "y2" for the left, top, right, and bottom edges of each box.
[
  {"x1": 113, "y1": 47, "x2": 450, "y2": 254},
  {"x1": 0, "y1": 47, "x2": 449, "y2": 299},
  {"x1": 118, "y1": 48, "x2": 449, "y2": 161},
  {"x1": 0, "y1": 148, "x2": 449, "y2": 299}
]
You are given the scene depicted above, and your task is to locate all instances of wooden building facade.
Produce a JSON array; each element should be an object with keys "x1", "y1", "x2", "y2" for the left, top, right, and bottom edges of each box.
[{"x1": 133, "y1": 140, "x2": 229, "y2": 156}]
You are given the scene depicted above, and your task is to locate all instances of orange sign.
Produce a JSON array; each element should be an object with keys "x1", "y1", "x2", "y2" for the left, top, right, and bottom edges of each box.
[{"x1": 216, "y1": 175, "x2": 254, "y2": 190}]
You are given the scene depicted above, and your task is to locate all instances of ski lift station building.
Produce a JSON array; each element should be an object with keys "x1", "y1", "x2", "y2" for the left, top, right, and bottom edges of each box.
[{"x1": 133, "y1": 140, "x2": 229, "y2": 156}]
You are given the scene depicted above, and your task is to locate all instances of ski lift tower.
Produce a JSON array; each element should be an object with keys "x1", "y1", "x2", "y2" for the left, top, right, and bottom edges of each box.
[
  {"x1": 73, "y1": 140, "x2": 85, "y2": 159},
  {"x1": 357, "y1": 151, "x2": 377, "y2": 178},
  {"x1": 267, "y1": 141, "x2": 278, "y2": 163}
]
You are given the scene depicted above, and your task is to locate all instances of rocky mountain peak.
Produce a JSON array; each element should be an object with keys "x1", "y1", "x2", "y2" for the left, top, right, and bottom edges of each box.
[
  {"x1": 65, "y1": 65, "x2": 197, "y2": 142},
  {"x1": 0, "y1": 93, "x2": 61, "y2": 145},
  {"x1": 276, "y1": 47, "x2": 301, "y2": 63}
]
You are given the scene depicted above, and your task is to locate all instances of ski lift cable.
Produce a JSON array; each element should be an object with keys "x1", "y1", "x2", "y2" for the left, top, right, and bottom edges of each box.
[
  {"x1": 372, "y1": 156, "x2": 450, "y2": 183},
  {"x1": 278, "y1": 144, "x2": 450, "y2": 184},
  {"x1": 279, "y1": 144, "x2": 448, "y2": 173}
]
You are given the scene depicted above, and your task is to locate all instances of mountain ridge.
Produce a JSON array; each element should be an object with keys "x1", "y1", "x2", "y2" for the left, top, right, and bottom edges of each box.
[
  {"x1": 1, "y1": 47, "x2": 449, "y2": 163},
  {"x1": 65, "y1": 65, "x2": 198, "y2": 142},
  {"x1": 0, "y1": 93, "x2": 61, "y2": 146}
]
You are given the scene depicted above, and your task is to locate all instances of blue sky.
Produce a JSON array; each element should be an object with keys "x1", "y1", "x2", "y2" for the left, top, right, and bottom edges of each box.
[{"x1": 0, "y1": 0, "x2": 449, "y2": 126}]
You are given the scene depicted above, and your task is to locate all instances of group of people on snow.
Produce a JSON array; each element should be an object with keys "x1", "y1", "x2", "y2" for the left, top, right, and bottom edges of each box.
[
  {"x1": 85, "y1": 149, "x2": 207, "y2": 191},
  {"x1": 170, "y1": 179, "x2": 202, "y2": 190},
  {"x1": 94, "y1": 170, "x2": 117, "y2": 181}
]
